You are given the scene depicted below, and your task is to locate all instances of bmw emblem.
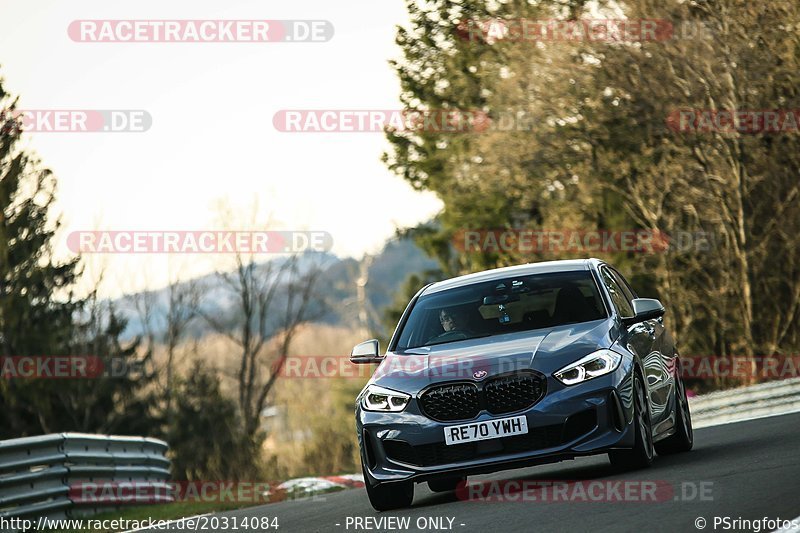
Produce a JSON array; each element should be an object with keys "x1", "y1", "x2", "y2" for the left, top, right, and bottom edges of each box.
[{"x1": 473, "y1": 370, "x2": 488, "y2": 380}]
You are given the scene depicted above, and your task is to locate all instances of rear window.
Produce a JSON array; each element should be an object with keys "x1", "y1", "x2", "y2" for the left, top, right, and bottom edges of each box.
[{"x1": 395, "y1": 270, "x2": 607, "y2": 350}]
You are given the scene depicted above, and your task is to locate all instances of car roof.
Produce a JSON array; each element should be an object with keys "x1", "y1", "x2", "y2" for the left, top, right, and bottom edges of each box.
[{"x1": 422, "y1": 258, "x2": 605, "y2": 295}]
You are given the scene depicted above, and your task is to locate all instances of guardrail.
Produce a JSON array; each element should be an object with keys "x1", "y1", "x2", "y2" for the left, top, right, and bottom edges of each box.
[
  {"x1": 689, "y1": 377, "x2": 800, "y2": 428},
  {"x1": 0, "y1": 433, "x2": 171, "y2": 527}
]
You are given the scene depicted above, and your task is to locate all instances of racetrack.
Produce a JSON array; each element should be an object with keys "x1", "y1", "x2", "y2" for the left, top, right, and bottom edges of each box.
[{"x1": 146, "y1": 412, "x2": 800, "y2": 533}]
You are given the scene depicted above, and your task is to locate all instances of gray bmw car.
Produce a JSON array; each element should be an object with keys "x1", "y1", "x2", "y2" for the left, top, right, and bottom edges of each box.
[{"x1": 351, "y1": 259, "x2": 693, "y2": 511}]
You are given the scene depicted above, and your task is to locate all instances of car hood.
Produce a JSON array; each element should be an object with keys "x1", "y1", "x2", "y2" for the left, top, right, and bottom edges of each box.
[{"x1": 370, "y1": 318, "x2": 617, "y2": 392}]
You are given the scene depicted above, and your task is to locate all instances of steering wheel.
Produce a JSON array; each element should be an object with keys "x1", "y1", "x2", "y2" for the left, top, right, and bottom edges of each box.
[{"x1": 429, "y1": 330, "x2": 473, "y2": 343}]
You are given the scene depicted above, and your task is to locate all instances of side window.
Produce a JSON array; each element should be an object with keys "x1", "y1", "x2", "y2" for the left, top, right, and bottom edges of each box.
[
  {"x1": 600, "y1": 267, "x2": 634, "y2": 318},
  {"x1": 610, "y1": 268, "x2": 637, "y2": 305}
]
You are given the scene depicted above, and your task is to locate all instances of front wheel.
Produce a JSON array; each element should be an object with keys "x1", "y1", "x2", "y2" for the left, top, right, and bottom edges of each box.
[
  {"x1": 609, "y1": 373, "x2": 654, "y2": 470},
  {"x1": 363, "y1": 465, "x2": 414, "y2": 511},
  {"x1": 655, "y1": 370, "x2": 694, "y2": 454}
]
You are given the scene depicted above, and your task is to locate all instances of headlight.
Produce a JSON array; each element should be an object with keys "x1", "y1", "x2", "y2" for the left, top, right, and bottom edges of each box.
[
  {"x1": 554, "y1": 349, "x2": 623, "y2": 386},
  {"x1": 361, "y1": 385, "x2": 411, "y2": 412}
]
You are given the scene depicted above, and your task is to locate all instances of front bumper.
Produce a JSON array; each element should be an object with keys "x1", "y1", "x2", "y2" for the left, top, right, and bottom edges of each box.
[{"x1": 357, "y1": 364, "x2": 635, "y2": 485}]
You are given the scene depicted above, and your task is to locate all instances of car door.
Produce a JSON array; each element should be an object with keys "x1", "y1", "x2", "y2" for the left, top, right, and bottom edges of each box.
[
  {"x1": 608, "y1": 268, "x2": 672, "y2": 425},
  {"x1": 598, "y1": 266, "x2": 664, "y2": 423}
]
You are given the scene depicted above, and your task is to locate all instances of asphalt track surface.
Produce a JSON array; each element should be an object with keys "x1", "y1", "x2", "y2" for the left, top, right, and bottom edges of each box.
[{"x1": 150, "y1": 412, "x2": 800, "y2": 533}]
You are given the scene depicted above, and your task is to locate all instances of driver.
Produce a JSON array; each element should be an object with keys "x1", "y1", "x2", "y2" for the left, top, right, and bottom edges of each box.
[
  {"x1": 427, "y1": 308, "x2": 473, "y2": 345},
  {"x1": 439, "y1": 308, "x2": 467, "y2": 333}
]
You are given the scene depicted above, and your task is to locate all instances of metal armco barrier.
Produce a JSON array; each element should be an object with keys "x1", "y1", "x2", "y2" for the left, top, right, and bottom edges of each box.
[
  {"x1": 689, "y1": 377, "x2": 800, "y2": 428},
  {"x1": 0, "y1": 433, "x2": 171, "y2": 526}
]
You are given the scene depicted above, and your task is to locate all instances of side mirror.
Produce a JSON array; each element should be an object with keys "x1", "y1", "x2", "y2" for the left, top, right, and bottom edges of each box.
[
  {"x1": 350, "y1": 339, "x2": 383, "y2": 364},
  {"x1": 623, "y1": 298, "x2": 666, "y2": 326}
]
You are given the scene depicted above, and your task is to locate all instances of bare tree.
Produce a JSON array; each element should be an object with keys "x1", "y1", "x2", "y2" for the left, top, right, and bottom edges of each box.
[
  {"x1": 163, "y1": 278, "x2": 202, "y2": 413},
  {"x1": 128, "y1": 285, "x2": 156, "y2": 356},
  {"x1": 200, "y1": 252, "x2": 325, "y2": 439}
]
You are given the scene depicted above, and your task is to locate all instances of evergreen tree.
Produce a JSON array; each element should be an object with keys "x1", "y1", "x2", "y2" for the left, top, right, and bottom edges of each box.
[
  {"x1": 0, "y1": 74, "x2": 161, "y2": 437},
  {"x1": 0, "y1": 75, "x2": 83, "y2": 435}
]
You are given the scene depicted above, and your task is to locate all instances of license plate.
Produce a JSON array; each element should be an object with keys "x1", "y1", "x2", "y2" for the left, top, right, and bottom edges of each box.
[{"x1": 443, "y1": 415, "x2": 528, "y2": 445}]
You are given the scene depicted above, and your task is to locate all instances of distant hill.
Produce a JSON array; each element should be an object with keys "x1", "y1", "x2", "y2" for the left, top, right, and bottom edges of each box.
[{"x1": 115, "y1": 238, "x2": 438, "y2": 341}]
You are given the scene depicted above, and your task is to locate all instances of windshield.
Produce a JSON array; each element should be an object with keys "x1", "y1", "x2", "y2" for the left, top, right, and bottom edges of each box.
[{"x1": 395, "y1": 270, "x2": 608, "y2": 350}]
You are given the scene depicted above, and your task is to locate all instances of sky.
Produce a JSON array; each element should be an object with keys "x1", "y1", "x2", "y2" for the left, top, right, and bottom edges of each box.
[{"x1": 0, "y1": 0, "x2": 442, "y2": 297}]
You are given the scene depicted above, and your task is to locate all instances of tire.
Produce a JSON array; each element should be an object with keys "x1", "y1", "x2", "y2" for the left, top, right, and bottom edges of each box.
[
  {"x1": 655, "y1": 370, "x2": 694, "y2": 455},
  {"x1": 609, "y1": 373, "x2": 655, "y2": 470},
  {"x1": 427, "y1": 476, "x2": 465, "y2": 493},
  {"x1": 362, "y1": 465, "x2": 414, "y2": 511}
]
